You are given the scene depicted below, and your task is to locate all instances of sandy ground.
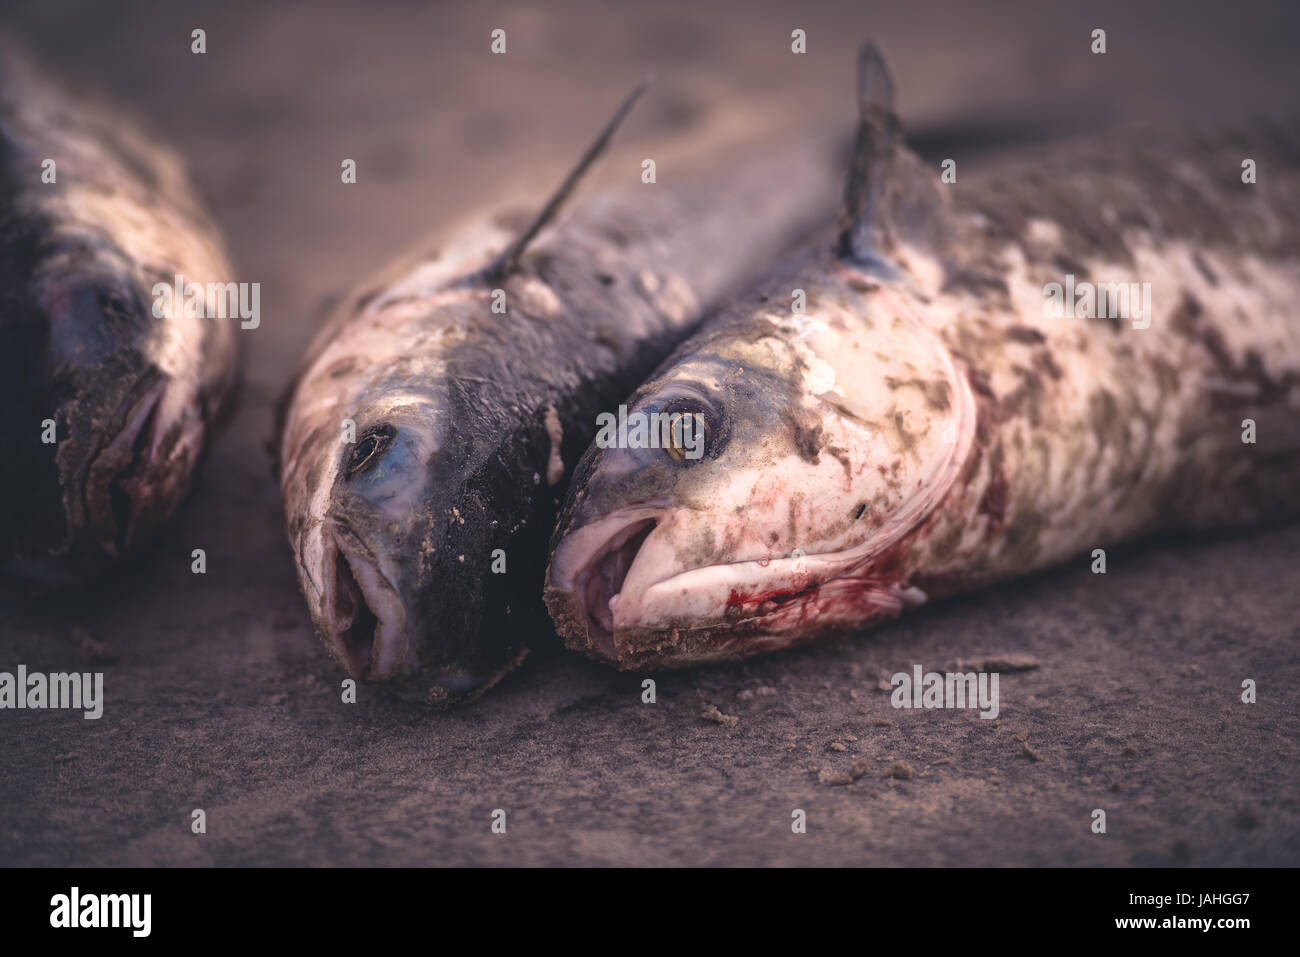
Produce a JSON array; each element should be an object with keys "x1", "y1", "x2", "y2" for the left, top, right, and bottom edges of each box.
[{"x1": 1, "y1": 0, "x2": 1297, "y2": 866}]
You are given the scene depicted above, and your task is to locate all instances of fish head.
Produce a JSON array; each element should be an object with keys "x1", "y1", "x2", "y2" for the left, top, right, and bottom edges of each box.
[
  {"x1": 5, "y1": 249, "x2": 226, "y2": 586},
  {"x1": 546, "y1": 280, "x2": 975, "y2": 668},
  {"x1": 0, "y1": 40, "x2": 239, "y2": 588},
  {"x1": 308, "y1": 392, "x2": 435, "y2": 686},
  {"x1": 293, "y1": 373, "x2": 527, "y2": 703}
]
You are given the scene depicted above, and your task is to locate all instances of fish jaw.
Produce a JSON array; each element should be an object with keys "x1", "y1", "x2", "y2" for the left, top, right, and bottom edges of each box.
[
  {"x1": 547, "y1": 497, "x2": 932, "y2": 669},
  {"x1": 319, "y1": 523, "x2": 411, "y2": 680},
  {"x1": 285, "y1": 387, "x2": 531, "y2": 701},
  {"x1": 111, "y1": 371, "x2": 213, "y2": 530},
  {"x1": 81, "y1": 381, "x2": 169, "y2": 559},
  {"x1": 24, "y1": 364, "x2": 211, "y2": 585},
  {"x1": 287, "y1": 401, "x2": 437, "y2": 684},
  {"x1": 545, "y1": 505, "x2": 670, "y2": 661},
  {"x1": 302, "y1": 500, "x2": 534, "y2": 699},
  {"x1": 544, "y1": 421, "x2": 914, "y2": 667}
]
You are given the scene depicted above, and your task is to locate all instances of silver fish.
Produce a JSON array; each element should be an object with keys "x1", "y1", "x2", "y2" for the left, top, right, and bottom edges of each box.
[
  {"x1": 0, "y1": 42, "x2": 240, "y2": 589},
  {"x1": 545, "y1": 43, "x2": 1300, "y2": 669},
  {"x1": 276, "y1": 86, "x2": 842, "y2": 703}
]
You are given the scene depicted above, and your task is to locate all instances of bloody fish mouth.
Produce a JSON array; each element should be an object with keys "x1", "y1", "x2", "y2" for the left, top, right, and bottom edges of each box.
[
  {"x1": 572, "y1": 518, "x2": 657, "y2": 657},
  {"x1": 325, "y1": 528, "x2": 409, "y2": 679},
  {"x1": 85, "y1": 384, "x2": 165, "y2": 557},
  {"x1": 547, "y1": 500, "x2": 932, "y2": 667}
]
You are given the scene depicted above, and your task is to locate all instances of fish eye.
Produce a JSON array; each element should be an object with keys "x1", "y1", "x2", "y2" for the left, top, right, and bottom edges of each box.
[
  {"x1": 346, "y1": 424, "x2": 396, "y2": 478},
  {"x1": 96, "y1": 286, "x2": 141, "y2": 325},
  {"x1": 659, "y1": 396, "x2": 718, "y2": 463}
]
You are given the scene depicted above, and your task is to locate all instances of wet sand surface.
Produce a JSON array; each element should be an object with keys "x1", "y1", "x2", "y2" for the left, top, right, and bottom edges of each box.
[{"x1": 1, "y1": 0, "x2": 1297, "y2": 866}]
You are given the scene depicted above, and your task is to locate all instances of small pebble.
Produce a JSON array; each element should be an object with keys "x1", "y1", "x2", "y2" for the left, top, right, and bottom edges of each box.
[{"x1": 700, "y1": 705, "x2": 738, "y2": 728}]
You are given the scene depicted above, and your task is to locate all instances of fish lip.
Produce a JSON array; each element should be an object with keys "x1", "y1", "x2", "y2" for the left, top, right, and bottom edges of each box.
[
  {"x1": 561, "y1": 532, "x2": 914, "y2": 658},
  {"x1": 546, "y1": 502, "x2": 670, "y2": 660},
  {"x1": 83, "y1": 382, "x2": 166, "y2": 557},
  {"x1": 639, "y1": 553, "x2": 849, "y2": 626},
  {"x1": 546, "y1": 502, "x2": 828, "y2": 657},
  {"x1": 324, "y1": 521, "x2": 411, "y2": 680}
]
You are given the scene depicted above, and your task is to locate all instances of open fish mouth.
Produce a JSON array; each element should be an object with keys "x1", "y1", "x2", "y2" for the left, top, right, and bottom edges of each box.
[
  {"x1": 559, "y1": 515, "x2": 660, "y2": 658},
  {"x1": 81, "y1": 380, "x2": 209, "y2": 560},
  {"x1": 85, "y1": 383, "x2": 166, "y2": 557},
  {"x1": 324, "y1": 525, "x2": 410, "y2": 679},
  {"x1": 548, "y1": 501, "x2": 933, "y2": 666},
  {"x1": 548, "y1": 504, "x2": 839, "y2": 661}
]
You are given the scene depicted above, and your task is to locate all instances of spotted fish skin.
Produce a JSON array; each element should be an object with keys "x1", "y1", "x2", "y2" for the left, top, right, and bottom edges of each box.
[
  {"x1": 276, "y1": 121, "x2": 841, "y2": 703},
  {"x1": 544, "y1": 46, "x2": 1300, "y2": 670},
  {"x1": 0, "y1": 44, "x2": 240, "y2": 589},
  {"x1": 885, "y1": 127, "x2": 1300, "y2": 596}
]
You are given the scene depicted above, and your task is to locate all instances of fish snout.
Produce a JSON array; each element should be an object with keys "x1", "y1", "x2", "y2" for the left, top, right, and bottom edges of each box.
[
  {"x1": 313, "y1": 510, "x2": 527, "y2": 703},
  {"x1": 545, "y1": 506, "x2": 672, "y2": 662},
  {"x1": 83, "y1": 381, "x2": 166, "y2": 557},
  {"x1": 323, "y1": 526, "x2": 411, "y2": 680},
  {"x1": 83, "y1": 375, "x2": 211, "y2": 561}
]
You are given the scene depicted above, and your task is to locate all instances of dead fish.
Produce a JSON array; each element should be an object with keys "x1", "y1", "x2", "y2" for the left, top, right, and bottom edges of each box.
[
  {"x1": 0, "y1": 43, "x2": 240, "y2": 589},
  {"x1": 545, "y1": 43, "x2": 1300, "y2": 670},
  {"x1": 276, "y1": 85, "x2": 842, "y2": 703}
]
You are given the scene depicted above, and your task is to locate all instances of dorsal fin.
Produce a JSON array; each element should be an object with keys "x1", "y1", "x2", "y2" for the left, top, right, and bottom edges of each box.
[
  {"x1": 836, "y1": 42, "x2": 903, "y2": 266},
  {"x1": 484, "y1": 79, "x2": 651, "y2": 282}
]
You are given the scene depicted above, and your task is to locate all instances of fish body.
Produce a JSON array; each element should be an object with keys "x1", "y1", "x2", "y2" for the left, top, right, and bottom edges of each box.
[
  {"x1": 0, "y1": 44, "x2": 240, "y2": 589},
  {"x1": 276, "y1": 100, "x2": 841, "y2": 702},
  {"x1": 545, "y1": 45, "x2": 1300, "y2": 669}
]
